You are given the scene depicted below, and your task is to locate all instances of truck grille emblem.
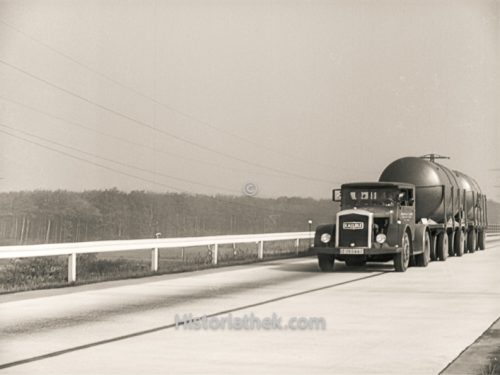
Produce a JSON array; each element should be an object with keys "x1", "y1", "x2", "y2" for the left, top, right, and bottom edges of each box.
[{"x1": 343, "y1": 222, "x2": 364, "y2": 230}]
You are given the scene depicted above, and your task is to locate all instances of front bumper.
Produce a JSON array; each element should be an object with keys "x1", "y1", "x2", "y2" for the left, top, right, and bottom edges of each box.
[{"x1": 315, "y1": 244, "x2": 401, "y2": 256}]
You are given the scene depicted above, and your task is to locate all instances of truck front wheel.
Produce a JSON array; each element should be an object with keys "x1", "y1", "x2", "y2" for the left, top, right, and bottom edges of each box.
[
  {"x1": 394, "y1": 231, "x2": 410, "y2": 272},
  {"x1": 318, "y1": 254, "x2": 335, "y2": 272}
]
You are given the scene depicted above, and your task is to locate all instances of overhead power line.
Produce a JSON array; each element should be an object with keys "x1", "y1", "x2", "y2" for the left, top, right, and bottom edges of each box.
[
  {"x1": 0, "y1": 58, "x2": 339, "y2": 185},
  {"x1": 0, "y1": 124, "x2": 320, "y2": 216},
  {"x1": 0, "y1": 122, "x2": 240, "y2": 194},
  {"x1": 0, "y1": 18, "x2": 345, "y2": 171},
  {"x1": 0, "y1": 95, "x2": 299, "y2": 180},
  {"x1": 0, "y1": 126, "x2": 183, "y2": 192}
]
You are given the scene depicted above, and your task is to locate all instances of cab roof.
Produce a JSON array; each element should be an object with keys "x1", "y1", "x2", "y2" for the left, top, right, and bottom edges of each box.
[{"x1": 341, "y1": 181, "x2": 415, "y2": 189}]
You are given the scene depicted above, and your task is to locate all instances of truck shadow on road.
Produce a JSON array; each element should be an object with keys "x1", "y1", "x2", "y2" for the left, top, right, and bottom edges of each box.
[{"x1": 270, "y1": 258, "x2": 395, "y2": 273}]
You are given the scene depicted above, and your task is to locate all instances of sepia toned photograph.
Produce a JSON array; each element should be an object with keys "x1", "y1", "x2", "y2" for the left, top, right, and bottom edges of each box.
[{"x1": 0, "y1": 0, "x2": 499, "y2": 374}]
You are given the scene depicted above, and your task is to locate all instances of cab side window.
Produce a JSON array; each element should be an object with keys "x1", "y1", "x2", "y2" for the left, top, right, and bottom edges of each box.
[
  {"x1": 407, "y1": 189, "x2": 414, "y2": 206},
  {"x1": 399, "y1": 189, "x2": 414, "y2": 207}
]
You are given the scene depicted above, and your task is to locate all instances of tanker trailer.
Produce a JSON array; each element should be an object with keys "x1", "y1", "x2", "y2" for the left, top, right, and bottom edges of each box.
[
  {"x1": 379, "y1": 155, "x2": 487, "y2": 258},
  {"x1": 453, "y1": 170, "x2": 487, "y2": 251},
  {"x1": 313, "y1": 155, "x2": 487, "y2": 273}
]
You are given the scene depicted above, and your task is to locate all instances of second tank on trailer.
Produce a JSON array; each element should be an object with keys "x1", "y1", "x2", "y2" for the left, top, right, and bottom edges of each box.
[{"x1": 378, "y1": 156, "x2": 481, "y2": 222}]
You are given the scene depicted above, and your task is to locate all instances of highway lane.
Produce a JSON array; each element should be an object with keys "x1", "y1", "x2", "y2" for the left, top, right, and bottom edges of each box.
[{"x1": 1, "y1": 238, "x2": 500, "y2": 374}]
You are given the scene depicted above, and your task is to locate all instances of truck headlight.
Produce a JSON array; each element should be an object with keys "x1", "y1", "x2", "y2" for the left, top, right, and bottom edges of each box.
[
  {"x1": 376, "y1": 233, "x2": 387, "y2": 244},
  {"x1": 320, "y1": 233, "x2": 331, "y2": 243}
]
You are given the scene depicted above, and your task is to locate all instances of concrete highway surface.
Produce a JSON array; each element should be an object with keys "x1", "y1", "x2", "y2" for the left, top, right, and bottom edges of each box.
[{"x1": 1, "y1": 238, "x2": 499, "y2": 374}]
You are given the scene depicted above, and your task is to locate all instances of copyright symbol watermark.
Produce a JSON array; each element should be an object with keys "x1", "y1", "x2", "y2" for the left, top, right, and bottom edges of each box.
[{"x1": 243, "y1": 182, "x2": 258, "y2": 197}]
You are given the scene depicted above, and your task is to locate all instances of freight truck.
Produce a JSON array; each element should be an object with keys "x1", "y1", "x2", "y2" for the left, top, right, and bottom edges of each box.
[{"x1": 314, "y1": 155, "x2": 488, "y2": 272}]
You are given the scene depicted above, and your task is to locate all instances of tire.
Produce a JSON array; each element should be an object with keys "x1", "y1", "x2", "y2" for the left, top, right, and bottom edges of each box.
[
  {"x1": 394, "y1": 231, "x2": 411, "y2": 272},
  {"x1": 429, "y1": 234, "x2": 437, "y2": 261},
  {"x1": 416, "y1": 231, "x2": 430, "y2": 267},
  {"x1": 345, "y1": 259, "x2": 366, "y2": 267},
  {"x1": 447, "y1": 231, "x2": 455, "y2": 257},
  {"x1": 467, "y1": 229, "x2": 477, "y2": 254},
  {"x1": 437, "y1": 232, "x2": 448, "y2": 261},
  {"x1": 453, "y1": 230, "x2": 464, "y2": 257},
  {"x1": 409, "y1": 254, "x2": 416, "y2": 267},
  {"x1": 478, "y1": 230, "x2": 486, "y2": 250},
  {"x1": 318, "y1": 254, "x2": 335, "y2": 272}
]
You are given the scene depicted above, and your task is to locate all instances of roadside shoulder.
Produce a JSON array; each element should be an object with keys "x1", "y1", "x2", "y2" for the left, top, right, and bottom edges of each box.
[{"x1": 441, "y1": 317, "x2": 500, "y2": 375}]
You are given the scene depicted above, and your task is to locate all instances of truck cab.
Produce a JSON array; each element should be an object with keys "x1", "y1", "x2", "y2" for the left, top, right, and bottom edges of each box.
[{"x1": 314, "y1": 182, "x2": 428, "y2": 272}]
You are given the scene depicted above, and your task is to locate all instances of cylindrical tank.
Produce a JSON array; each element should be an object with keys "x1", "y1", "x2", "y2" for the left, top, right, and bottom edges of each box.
[
  {"x1": 379, "y1": 156, "x2": 471, "y2": 222},
  {"x1": 453, "y1": 170, "x2": 482, "y2": 221}
]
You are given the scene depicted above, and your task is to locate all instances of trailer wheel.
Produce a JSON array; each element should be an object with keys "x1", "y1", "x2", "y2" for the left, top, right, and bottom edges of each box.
[
  {"x1": 394, "y1": 231, "x2": 410, "y2": 272},
  {"x1": 447, "y1": 231, "x2": 455, "y2": 257},
  {"x1": 453, "y1": 230, "x2": 464, "y2": 257},
  {"x1": 478, "y1": 230, "x2": 486, "y2": 250},
  {"x1": 416, "y1": 231, "x2": 430, "y2": 267},
  {"x1": 429, "y1": 234, "x2": 437, "y2": 261},
  {"x1": 467, "y1": 229, "x2": 477, "y2": 253},
  {"x1": 318, "y1": 254, "x2": 335, "y2": 272},
  {"x1": 437, "y1": 232, "x2": 448, "y2": 261}
]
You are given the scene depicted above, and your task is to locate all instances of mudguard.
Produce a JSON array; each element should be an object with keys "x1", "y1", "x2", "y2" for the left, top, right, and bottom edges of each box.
[
  {"x1": 413, "y1": 224, "x2": 428, "y2": 255},
  {"x1": 314, "y1": 224, "x2": 336, "y2": 247},
  {"x1": 386, "y1": 223, "x2": 409, "y2": 248}
]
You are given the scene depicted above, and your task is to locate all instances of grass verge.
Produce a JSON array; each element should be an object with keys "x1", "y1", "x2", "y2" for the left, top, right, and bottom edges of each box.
[{"x1": 0, "y1": 240, "x2": 314, "y2": 294}]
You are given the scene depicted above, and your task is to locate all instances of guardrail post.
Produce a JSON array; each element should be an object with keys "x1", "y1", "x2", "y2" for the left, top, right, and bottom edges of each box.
[
  {"x1": 212, "y1": 244, "x2": 218, "y2": 265},
  {"x1": 68, "y1": 253, "x2": 76, "y2": 283},
  {"x1": 295, "y1": 238, "x2": 300, "y2": 255},
  {"x1": 258, "y1": 241, "x2": 264, "y2": 259},
  {"x1": 151, "y1": 247, "x2": 159, "y2": 272}
]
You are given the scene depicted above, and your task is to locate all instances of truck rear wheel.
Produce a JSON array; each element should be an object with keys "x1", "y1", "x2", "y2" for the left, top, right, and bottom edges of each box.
[
  {"x1": 429, "y1": 234, "x2": 437, "y2": 261},
  {"x1": 318, "y1": 254, "x2": 335, "y2": 272},
  {"x1": 467, "y1": 229, "x2": 477, "y2": 253},
  {"x1": 394, "y1": 231, "x2": 410, "y2": 272},
  {"x1": 447, "y1": 231, "x2": 455, "y2": 257},
  {"x1": 454, "y1": 230, "x2": 464, "y2": 257},
  {"x1": 416, "y1": 231, "x2": 430, "y2": 267},
  {"x1": 437, "y1": 232, "x2": 448, "y2": 261},
  {"x1": 478, "y1": 230, "x2": 486, "y2": 250}
]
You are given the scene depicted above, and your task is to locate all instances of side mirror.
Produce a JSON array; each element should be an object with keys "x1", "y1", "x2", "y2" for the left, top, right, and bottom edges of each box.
[{"x1": 332, "y1": 189, "x2": 342, "y2": 202}]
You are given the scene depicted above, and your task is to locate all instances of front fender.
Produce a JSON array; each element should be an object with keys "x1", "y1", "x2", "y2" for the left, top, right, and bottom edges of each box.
[
  {"x1": 314, "y1": 224, "x2": 336, "y2": 247},
  {"x1": 413, "y1": 224, "x2": 429, "y2": 255},
  {"x1": 386, "y1": 223, "x2": 410, "y2": 247}
]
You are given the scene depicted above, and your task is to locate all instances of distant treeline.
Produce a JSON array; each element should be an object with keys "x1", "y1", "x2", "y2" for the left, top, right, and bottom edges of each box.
[
  {"x1": 0, "y1": 189, "x2": 338, "y2": 245},
  {"x1": 0, "y1": 189, "x2": 498, "y2": 246}
]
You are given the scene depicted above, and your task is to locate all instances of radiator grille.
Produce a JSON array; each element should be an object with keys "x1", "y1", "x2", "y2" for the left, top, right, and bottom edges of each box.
[{"x1": 338, "y1": 213, "x2": 370, "y2": 248}]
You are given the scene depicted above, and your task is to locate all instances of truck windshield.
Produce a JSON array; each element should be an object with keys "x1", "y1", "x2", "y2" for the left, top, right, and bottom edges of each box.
[{"x1": 343, "y1": 188, "x2": 398, "y2": 207}]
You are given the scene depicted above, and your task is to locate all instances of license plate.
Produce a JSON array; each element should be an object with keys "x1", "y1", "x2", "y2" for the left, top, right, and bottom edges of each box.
[{"x1": 340, "y1": 248, "x2": 364, "y2": 255}]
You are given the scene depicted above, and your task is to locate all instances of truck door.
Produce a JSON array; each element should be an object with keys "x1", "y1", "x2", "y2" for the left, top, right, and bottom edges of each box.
[{"x1": 399, "y1": 188, "x2": 415, "y2": 235}]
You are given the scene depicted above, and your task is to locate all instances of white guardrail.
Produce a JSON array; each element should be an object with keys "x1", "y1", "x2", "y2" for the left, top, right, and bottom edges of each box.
[
  {"x1": 488, "y1": 224, "x2": 500, "y2": 236},
  {"x1": 0, "y1": 232, "x2": 314, "y2": 283}
]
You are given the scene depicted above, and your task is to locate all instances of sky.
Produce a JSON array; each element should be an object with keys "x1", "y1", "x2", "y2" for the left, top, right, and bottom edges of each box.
[{"x1": 0, "y1": 0, "x2": 499, "y2": 200}]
